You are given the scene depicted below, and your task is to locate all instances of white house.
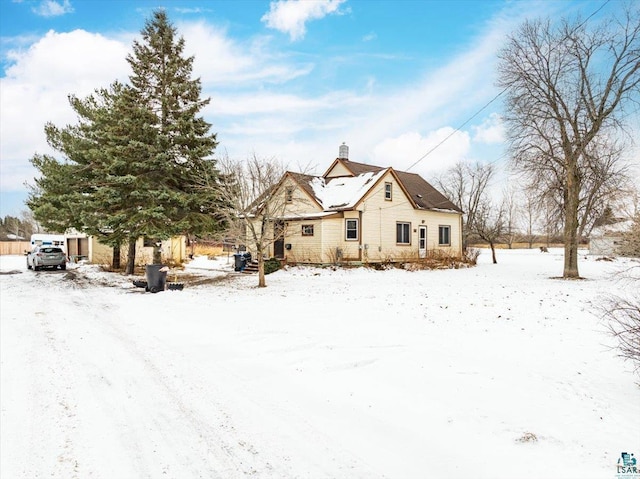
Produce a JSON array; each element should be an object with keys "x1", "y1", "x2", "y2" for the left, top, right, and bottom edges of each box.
[{"x1": 248, "y1": 145, "x2": 463, "y2": 264}]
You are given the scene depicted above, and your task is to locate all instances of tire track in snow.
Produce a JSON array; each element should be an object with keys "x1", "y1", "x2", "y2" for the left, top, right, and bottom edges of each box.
[
  {"x1": 5, "y1": 268, "x2": 278, "y2": 478},
  {"x1": 69, "y1": 289, "x2": 384, "y2": 479},
  {"x1": 60, "y1": 285, "x2": 278, "y2": 478},
  {"x1": 1, "y1": 270, "x2": 82, "y2": 479},
  {"x1": 37, "y1": 310, "x2": 82, "y2": 479},
  {"x1": 5, "y1": 266, "x2": 386, "y2": 478}
]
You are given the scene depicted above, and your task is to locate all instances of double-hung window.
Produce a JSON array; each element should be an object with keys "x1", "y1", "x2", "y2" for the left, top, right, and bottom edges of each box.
[
  {"x1": 396, "y1": 222, "x2": 411, "y2": 244},
  {"x1": 438, "y1": 225, "x2": 451, "y2": 246},
  {"x1": 384, "y1": 182, "x2": 393, "y2": 201},
  {"x1": 345, "y1": 219, "x2": 359, "y2": 240}
]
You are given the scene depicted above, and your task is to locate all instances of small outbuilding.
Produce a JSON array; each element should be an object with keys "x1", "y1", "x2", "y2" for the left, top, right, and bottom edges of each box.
[{"x1": 589, "y1": 218, "x2": 633, "y2": 256}]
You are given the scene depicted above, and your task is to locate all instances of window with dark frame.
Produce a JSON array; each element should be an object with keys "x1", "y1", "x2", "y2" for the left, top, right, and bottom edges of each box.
[
  {"x1": 438, "y1": 225, "x2": 451, "y2": 246},
  {"x1": 345, "y1": 219, "x2": 358, "y2": 240},
  {"x1": 285, "y1": 187, "x2": 294, "y2": 203},
  {"x1": 396, "y1": 222, "x2": 411, "y2": 244},
  {"x1": 384, "y1": 182, "x2": 392, "y2": 201},
  {"x1": 143, "y1": 237, "x2": 156, "y2": 247},
  {"x1": 302, "y1": 224, "x2": 314, "y2": 236}
]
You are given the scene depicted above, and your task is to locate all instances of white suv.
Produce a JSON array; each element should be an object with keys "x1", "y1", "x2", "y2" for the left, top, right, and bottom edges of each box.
[{"x1": 27, "y1": 246, "x2": 67, "y2": 271}]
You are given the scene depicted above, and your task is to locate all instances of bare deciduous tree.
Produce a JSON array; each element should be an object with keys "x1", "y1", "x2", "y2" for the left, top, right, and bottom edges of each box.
[
  {"x1": 498, "y1": 7, "x2": 640, "y2": 278},
  {"x1": 601, "y1": 265, "x2": 640, "y2": 374},
  {"x1": 218, "y1": 154, "x2": 290, "y2": 288},
  {"x1": 472, "y1": 199, "x2": 504, "y2": 264},
  {"x1": 619, "y1": 214, "x2": 640, "y2": 257},
  {"x1": 519, "y1": 193, "x2": 540, "y2": 249},
  {"x1": 436, "y1": 161, "x2": 495, "y2": 249},
  {"x1": 502, "y1": 186, "x2": 520, "y2": 249}
]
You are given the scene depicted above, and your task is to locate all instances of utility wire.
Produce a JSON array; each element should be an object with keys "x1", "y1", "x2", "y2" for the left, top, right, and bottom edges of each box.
[
  {"x1": 405, "y1": 88, "x2": 507, "y2": 172},
  {"x1": 405, "y1": 0, "x2": 612, "y2": 173}
]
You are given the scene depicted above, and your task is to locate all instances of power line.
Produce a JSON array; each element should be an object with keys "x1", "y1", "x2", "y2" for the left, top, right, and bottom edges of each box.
[
  {"x1": 405, "y1": 0, "x2": 612, "y2": 173},
  {"x1": 405, "y1": 88, "x2": 507, "y2": 172}
]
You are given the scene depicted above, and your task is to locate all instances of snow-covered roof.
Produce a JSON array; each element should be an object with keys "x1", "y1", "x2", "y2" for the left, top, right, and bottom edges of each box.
[
  {"x1": 310, "y1": 169, "x2": 388, "y2": 210},
  {"x1": 286, "y1": 159, "x2": 462, "y2": 214}
]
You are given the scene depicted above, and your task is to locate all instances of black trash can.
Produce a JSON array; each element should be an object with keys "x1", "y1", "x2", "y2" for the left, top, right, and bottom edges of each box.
[
  {"x1": 233, "y1": 252, "x2": 251, "y2": 271},
  {"x1": 145, "y1": 264, "x2": 167, "y2": 293},
  {"x1": 233, "y1": 253, "x2": 243, "y2": 271}
]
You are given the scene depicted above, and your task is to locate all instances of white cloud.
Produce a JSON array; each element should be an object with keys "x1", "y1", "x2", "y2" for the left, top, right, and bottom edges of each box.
[
  {"x1": 0, "y1": 13, "x2": 508, "y2": 197},
  {"x1": 179, "y1": 21, "x2": 313, "y2": 86},
  {"x1": 371, "y1": 129, "x2": 471, "y2": 177},
  {"x1": 174, "y1": 7, "x2": 211, "y2": 14},
  {"x1": 205, "y1": 11, "x2": 515, "y2": 176},
  {"x1": 1, "y1": 0, "x2": 548, "y2": 209},
  {"x1": 472, "y1": 113, "x2": 505, "y2": 144},
  {"x1": 261, "y1": 0, "x2": 346, "y2": 41},
  {"x1": 362, "y1": 32, "x2": 377, "y2": 42},
  {"x1": 32, "y1": 0, "x2": 73, "y2": 17},
  {"x1": 0, "y1": 30, "x2": 129, "y2": 191},
  {"x1": 4, "y1": 30, "x2": 129, "y2": 89},
  {"x1": 208, "y1": 89, "x2": 363, "y2": 117}
]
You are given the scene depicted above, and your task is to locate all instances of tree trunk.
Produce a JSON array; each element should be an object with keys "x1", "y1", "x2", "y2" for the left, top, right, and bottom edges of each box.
[
  {"x1": 257, "y1": 250, "x2": 266, "y2": 287},
  {"x1": 490, "y1": 242, "x2": 498, "y2": 264},
  {"x1": 563, "y1": 223, "x2": 580, "y2": 278},
  {"x1": 112, "y1": 243, "x2": 121, "y2": 270},
  {"x1": 563, "y1": 165, "x2": 581, "y2": 279},
  {"x1": 126, "y1": 238, "x2": 136, "y2": 275}
]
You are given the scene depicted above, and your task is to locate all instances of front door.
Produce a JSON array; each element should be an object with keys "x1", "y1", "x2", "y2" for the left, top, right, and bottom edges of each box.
[
  {"x1": 274, "y1": 221, "x2": 285, "y2": 259},
  {"x1": 419, "y1": 226, "x2": 427, "y2": 258}
]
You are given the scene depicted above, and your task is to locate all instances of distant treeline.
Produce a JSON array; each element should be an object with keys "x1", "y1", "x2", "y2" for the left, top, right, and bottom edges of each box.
[{"x1": 0, "y1": 215, "x2": 40, "y2": 241}]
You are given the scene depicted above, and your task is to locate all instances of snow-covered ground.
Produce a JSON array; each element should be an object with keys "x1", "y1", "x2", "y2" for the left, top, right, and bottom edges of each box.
[{"x1": 1, "y1": 249, "x2": 638, "y2": 479}]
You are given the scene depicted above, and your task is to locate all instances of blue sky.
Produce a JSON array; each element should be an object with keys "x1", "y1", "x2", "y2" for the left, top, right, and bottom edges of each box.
[{"x1": 0, "y1": 0, "x2": 630, "y2": 218}]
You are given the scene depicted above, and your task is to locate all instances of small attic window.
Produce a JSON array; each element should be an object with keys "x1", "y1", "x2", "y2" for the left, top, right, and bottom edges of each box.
[
  {"x1": 285, "y1": 187, "x2": 294, "y2": 203},
  {"x1": 384, "y1": 182, "x2": 392, "y2": 201}
]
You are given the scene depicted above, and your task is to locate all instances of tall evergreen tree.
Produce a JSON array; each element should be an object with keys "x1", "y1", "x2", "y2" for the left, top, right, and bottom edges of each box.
[
  {"x1": 28, "y1": 10, "x2": 226, "y2": 271},
  {"x1": 126, "y1": 10, "x2": 225, "y2": 263},
  {"x1": 28, "y1": 82, "x2": 140, "y2": 268}
]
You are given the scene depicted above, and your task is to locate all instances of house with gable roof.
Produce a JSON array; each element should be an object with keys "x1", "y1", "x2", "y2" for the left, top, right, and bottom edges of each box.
[{"x1": 248, "y1": 144, "x2": 463, "y2": 264}]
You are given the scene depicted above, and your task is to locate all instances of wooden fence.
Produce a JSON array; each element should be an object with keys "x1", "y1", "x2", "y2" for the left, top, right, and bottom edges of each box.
[{"x1": 0, "y1": 241, "x2": 31, "y2": 255}]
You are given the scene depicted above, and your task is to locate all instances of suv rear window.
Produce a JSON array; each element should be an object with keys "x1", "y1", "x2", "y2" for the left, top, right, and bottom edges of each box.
[{"x1": 41, "y1": 247, "x2": 63, "y2": 254}]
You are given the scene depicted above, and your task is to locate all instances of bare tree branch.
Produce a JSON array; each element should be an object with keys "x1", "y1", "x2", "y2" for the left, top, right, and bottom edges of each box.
[{"x1": 498, "y1": 6, "x2": 639, "y2": 278}]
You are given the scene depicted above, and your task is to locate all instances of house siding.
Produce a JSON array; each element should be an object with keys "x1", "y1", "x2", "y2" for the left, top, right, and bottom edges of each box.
[
  {"x1": 284, "y1": 219, "x2": 325, "y2": 263},
  {"x1": 357, "y1": 172, "x2": 462, "y2": 262},
  {"x1": 323, "y1": 215, "x2": 359, "y2": 262},
  {"x1": 281, "y1": 177, "x2": 322, "y2": 216},
  {"x1": 245, "y1": 175, "x2": 323, "y2": 260},
  {"x1": 324, "y1": 162, "x2": 353, "y2": 179},
  {"x1": 88, "y1": 236, "x2": 186, "y2": 265},
  {"x1": 88, "y1": 237, "x2": 115, "y2": 264},
  {"x1": 246, "y1": 162, "x2": 462, "y2": 264}
]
